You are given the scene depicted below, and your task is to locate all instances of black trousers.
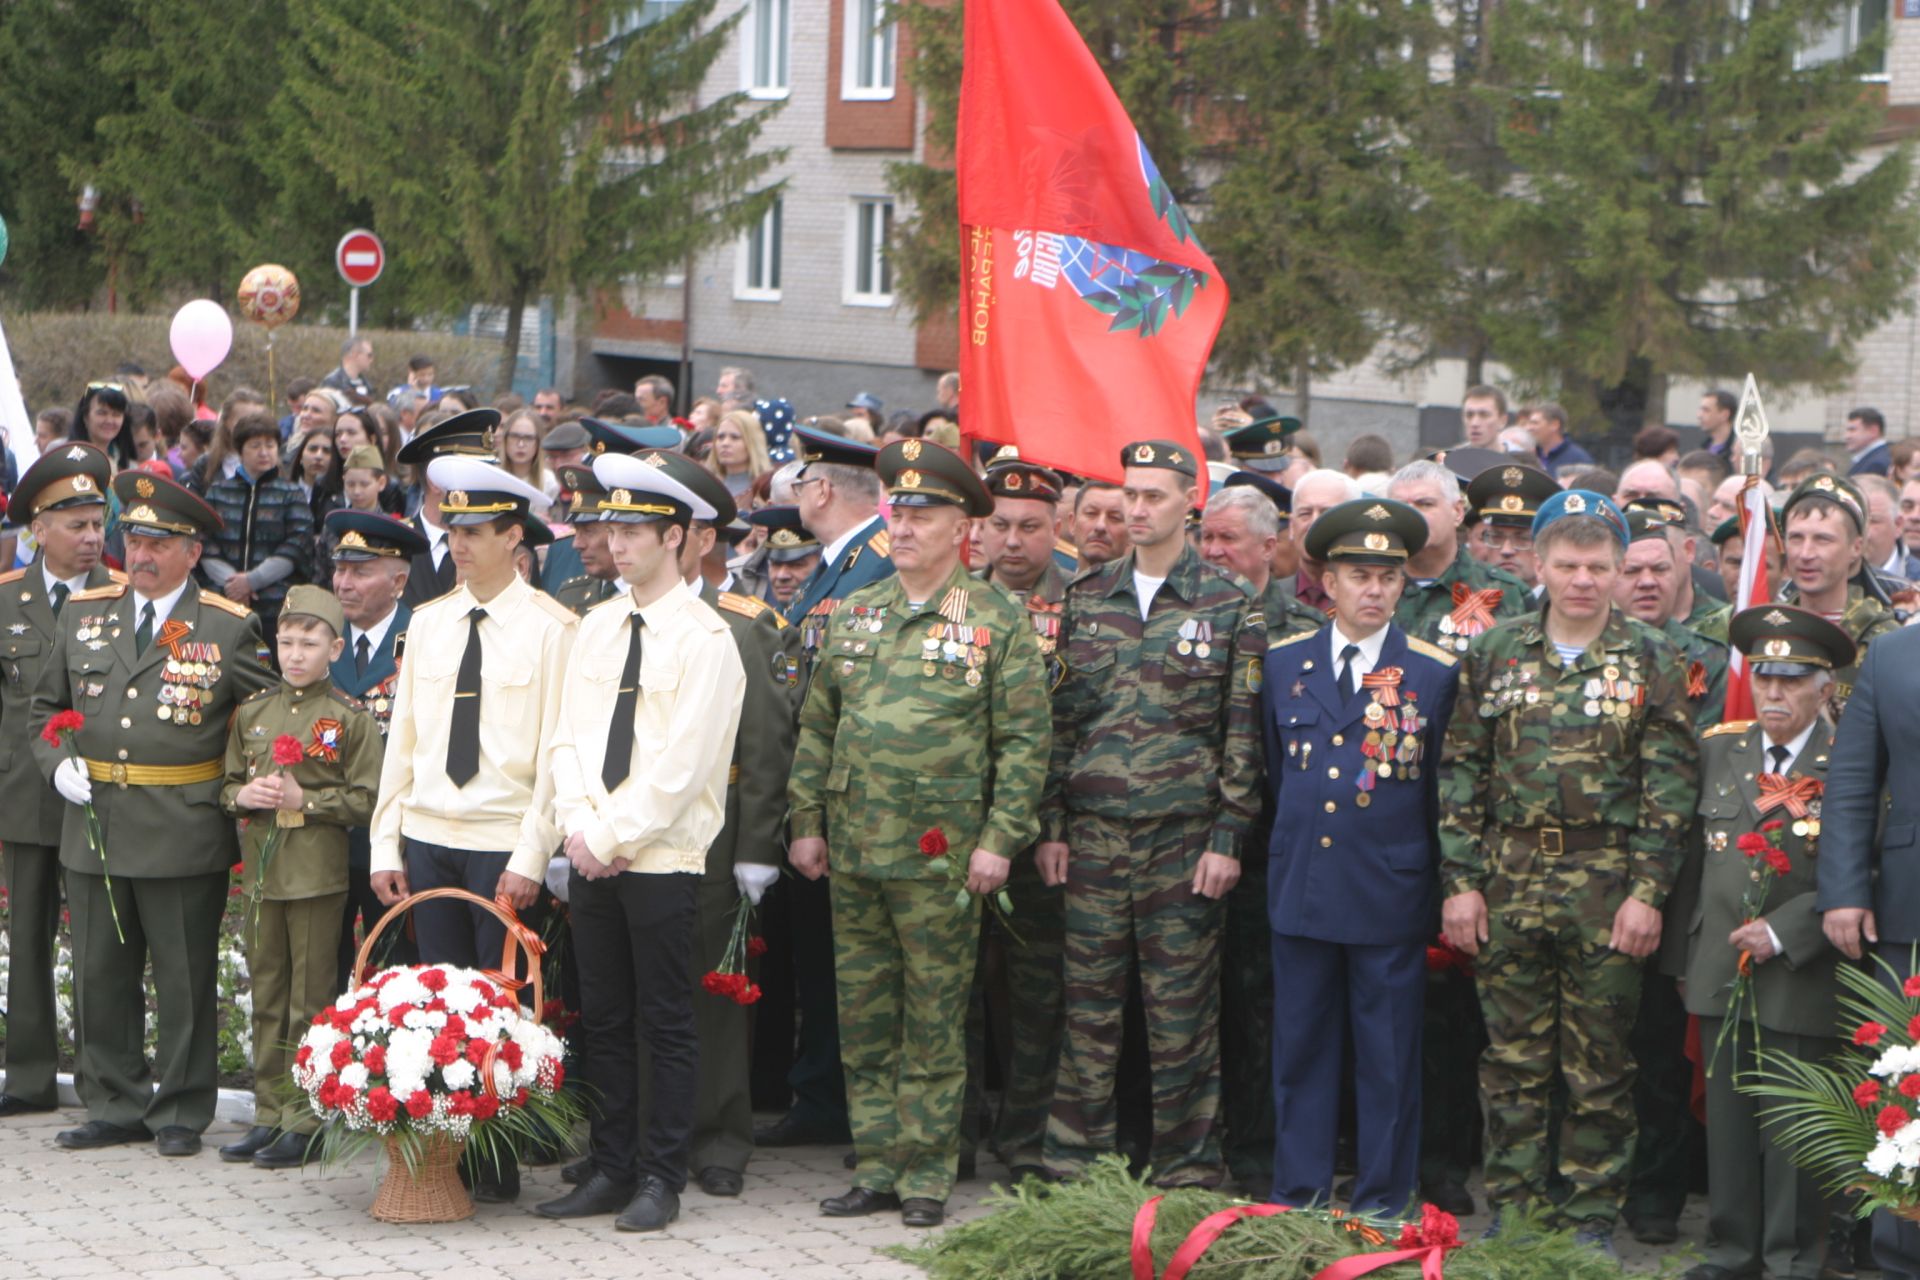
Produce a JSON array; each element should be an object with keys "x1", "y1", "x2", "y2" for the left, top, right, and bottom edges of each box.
[
  {"x1": 403, "y1": 839, "x2": 518, "y2": 978},
  {"x1": 337, "y1": 826, "x2": 415, "y2": 993},
  {"x1": 571, "y1": 867, "x2": 698, "y2": 1191}
]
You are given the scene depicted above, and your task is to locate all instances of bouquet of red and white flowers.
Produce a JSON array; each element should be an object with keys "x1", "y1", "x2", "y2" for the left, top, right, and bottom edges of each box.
[{"x1": 293, "y1": 962, "x2": 579, "y2": 1174}]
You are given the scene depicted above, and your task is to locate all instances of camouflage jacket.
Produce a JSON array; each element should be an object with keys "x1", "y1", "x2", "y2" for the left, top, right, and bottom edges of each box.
[
  {"x1": 789, "y1": 559, "x2": 1051, "y2": 878},
  {"x1": 1685, "y1": 596, "x2": 1731, "y2": 644},
  {"x1": 1662, "y1": 616, "x2": 1728, "y2": 732},
  {"x1": 1394, "y1": 550, "x2": 1531, "y2": 657},
  {"x1": 980, "y1": 561, "x2": 1071, "y2": 691},
  {"x1": 553, "y1": 573, "x2": 620, "y2": 617},
  {"x1": 1437, "y1": 606, "x2": 1700, "y2": 907},
  {"x1": 1260, "y1": 576, "x2": 1325, "y2": 645},
  {"x1": 1042, "y1": 544, "x2": 1265, "y2": 855},
  {"x1": 1777, "y1": 582, "x2": 1902, "y2": 714}
]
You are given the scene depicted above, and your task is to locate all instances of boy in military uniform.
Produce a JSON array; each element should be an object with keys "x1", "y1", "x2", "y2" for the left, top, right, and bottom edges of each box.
[
  {"x1": 0, "y1": 442, "x2": 119, "y2": 1117},
  {"x1": 1663, "y1": 605, "x2": 1854, "y2": 1280},
  {"x1": 217, "y1": 585, "x2": 381, "y2": 1168},
  {"x1": 789, "y1": 439, "x2": 1050, "y2": 1228},
  {"x1": 30, "y1": 472, "x2": 277, "y2": 1155},
  {"x1": 1437, "y1": 490, "x2": 1699, "y2": 1249}
]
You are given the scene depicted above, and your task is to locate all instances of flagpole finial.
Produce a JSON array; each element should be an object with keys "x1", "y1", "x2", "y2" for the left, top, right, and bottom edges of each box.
[{"x1": 1734, "y1": 373, "x2": 1771, "y2": 478}]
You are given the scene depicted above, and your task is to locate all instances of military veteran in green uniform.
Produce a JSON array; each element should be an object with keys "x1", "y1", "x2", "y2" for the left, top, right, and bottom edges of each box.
[
  {"x1": 1437, "y1": 488, "x2": 1699, "y2": 1249},
  {"x1": 1662, "y1": 604, "x2": 1854, "y2": 1280},
  {"x1": 217, "y1": 584, "x2": 381, "y2": 1169},
  {"x1": 789, "y1": 438, "x2": 1051, "y2": 1229},
  {"x1": 0, "y1": 442, "x2": 119, "y2": 1116},
  {"x1": 1777, "y1": 472, "x2": 1902, "y2": 715},
  {"x1": 30, "y1": 471, "x2": 276, "y2": 1155}
]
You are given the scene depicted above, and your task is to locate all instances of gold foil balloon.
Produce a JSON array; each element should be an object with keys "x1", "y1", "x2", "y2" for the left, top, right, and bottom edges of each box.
[{"x1": 237, "y1": 264, "x2": 301, "y2": 330}]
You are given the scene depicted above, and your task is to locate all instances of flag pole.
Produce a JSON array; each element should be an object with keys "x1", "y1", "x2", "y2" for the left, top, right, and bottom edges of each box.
[{"x1": 1724, "y1": 373, "x2": 1774, "y2": 722}]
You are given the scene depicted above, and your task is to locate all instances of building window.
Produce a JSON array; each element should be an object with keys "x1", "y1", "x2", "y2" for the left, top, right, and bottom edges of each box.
[
  {"x1": 845, "y1": 198, "x2": 894, "y2": 305},
  {"x1": 736, "y1": 197, "x2": 782, "y2": 301},
  {"x1": 1801, "y1": 0, "x2": 1889, "y2": 79},
  {"x1": 841, "y1": 0, "x2": 897, "y2": 100},
  {"x1": 743, "y1": 0, "x2": 789, "y2": 97}
]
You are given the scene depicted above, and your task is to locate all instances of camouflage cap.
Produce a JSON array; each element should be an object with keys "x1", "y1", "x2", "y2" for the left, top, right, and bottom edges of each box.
[
  {"x1": 111, "y1": 470, "x2": 223, "y2": 538},
  {"x1": 1465, "y1": 462, "x2": 1558, "y2": 529},
  {"x1": 1729, "y1": 603, "x2": 1855, "y2": 676},
  {"x1": 1121, "y1": 438, "x2": 1199, "y2": 480},
  {"x1": 1781, "y1": 471, "x2": 1866, "y2": 533},
  {"x1": 1532, "y1": 488, "x2": 1628, "y2": 548},
  {"x1": 1223, "y1": 415, "x2": 1303, "y2": 472},
  {"x1": 280, "y1": 583, "x2": 346, "y2": 637},
  {"x1": 1303, "y1": 497, "x2": 1428, "y2": 565},
  {"x1": 878, "y1": 438, "x2": 993, "y2": 518}
]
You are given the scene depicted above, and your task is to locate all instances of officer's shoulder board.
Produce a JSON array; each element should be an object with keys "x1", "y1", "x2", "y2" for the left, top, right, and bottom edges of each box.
[
  {"x1": 529, "y1": 590, "x2": 580, "y2": 626},
  {"x1": 1405, "y1": 635, "x2": 1460, "y2": 668},
  {"x1": 719, "y1": 591, "x2": 786, "y2": 629},
  {"x1": 868, "y1": 528, "x2": 892, "y2": 559},
  {"x1": 1268, "y1": 630, "x2": 1315, "y2": 652},
  {"x1": 0, "y1": 568, "x2": 23, "y2": 586},
  {"x1": 72, "y1": 581, "x2": 128, "y2": 603},
  {"x1": 1701, "y1": 719, "x2": 1754, "y2": 739},
  {"x1": 197, "y1": 589, "x2": 252, "y2": 618},
  {"x1": 108, "y1": 568, "x2": 130, "y2": 584},
  {"x1": 241, "y1": 685, "x2": 278, "y2": 705}
]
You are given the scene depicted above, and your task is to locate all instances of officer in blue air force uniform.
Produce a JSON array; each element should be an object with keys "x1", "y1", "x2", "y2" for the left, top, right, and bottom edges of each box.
[{"x1": 1261, "y1": 498, "x2": 1461, "y2": 1217}]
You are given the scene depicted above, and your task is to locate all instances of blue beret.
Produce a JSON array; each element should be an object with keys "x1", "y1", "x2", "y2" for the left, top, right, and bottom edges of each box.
[{"x1": 1531, "y1": 488, "x2": 1628, "y2": 548}]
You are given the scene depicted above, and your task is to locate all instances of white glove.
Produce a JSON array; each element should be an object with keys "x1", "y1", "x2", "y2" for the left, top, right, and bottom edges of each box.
[
  {"x1": 543, "y1": 854, "x2": 572, "y2": 905},
  {"x1": 54, "y1": 757, "x2": 93, "y2": 806},
  {"x1": 734, "y1": 862, "x2": 780, "y2": 906}
]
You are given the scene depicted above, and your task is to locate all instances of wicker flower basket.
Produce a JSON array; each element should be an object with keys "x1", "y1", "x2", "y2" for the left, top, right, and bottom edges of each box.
[{"x1": 371, "y1": 1134, "x2": 473, "y2": 1224}]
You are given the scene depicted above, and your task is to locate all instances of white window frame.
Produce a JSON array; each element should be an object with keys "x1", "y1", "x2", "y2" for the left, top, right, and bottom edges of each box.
[
  {"x1": 844, "y1": 197, "x2": 895, "y2": 307},
  {"x1": 735, "y1": 197, "x2": 783, "y2": 302},
  {"x1": 840, "y1": 0, "x2": 897, "y2": 101},
  {"x1": 741, "y1": 0, "x2": 791, "y2": 99},
  {"x1": 1796, "y1": 0, "x2": 1890, "y2": 82}
]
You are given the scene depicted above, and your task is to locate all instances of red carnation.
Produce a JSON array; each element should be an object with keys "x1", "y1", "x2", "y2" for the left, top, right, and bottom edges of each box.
[
  {"x1": 550, "y1": 1063, "x2": 566, "y2": 1091},
  {"x1": 1858, "y1": 1080, "x2": 1884, "y2": 1108},
  {"x1": 40, "y1": 709, "x2": 84, "y2": 747},
  {"x1": 472, "y1": 1094, "x2": 500, "y2": 1121},
  {"x1": 336, "y1": 1086, "x2": 358, "y2": 1111},
  {"x1": 1763, "y1": 849, "x2": 1791, "y2": 876},
  {"x1": 465, "y1": 1037, "x2": 490, "y2": 1066},
  {"x1": 363, "y1": 1044, "x2": 386, "y2": 1076},
  {"x1": 230, "y1": 863, "x2": 245, "y2": 877},
  {"x1": 295, "y1": 1045, "x2": 312, "y2": 1069},
  {"x1": 1880, "y1": 1104, "x2": 1911, "y2": 1138},
  {"x1": 271, "y1": 734, "x2": 305, "y2": 767},
  {"x1": 746, "y1": 936, "x2": 768, "y2": 959},
  {"x1": 447, "y1": 1090, "x2": 476, "y2": 1117},
  {"x1": 405, "y1": 1090, "x2": 433, "y2": 1119},
  {"x1": 736, "y1": 982, "x2": 765, "y2": 1006},
  {"x1": 1760, "y1": 819, "x2": 1785, "y2": 833},
  {"x1": 1903, "y1": 1077, "x2": 1920, "y2": 1101},
  {"x1": 388, "y1": 1006, "x2": 411, "y2": 1028},
  {"x1": 1909, "y1": 1015, "x2": 1920, "y2": 1040},
  {"x1": 365, "y1": 1086, "x2": 398, "y2": 1123},
  {"x1": 514, "y1": 1087, "x2": 530, "y2": 1107},
  {"x1": 1904, "y1": 976, "x2": 1920, "y2": 999},
  {"x1": 500, "y1": 1041, "x2": 523, "y2": 1071},
  {"x1": 330, "y1": 1040, "x2": 354, "y2": 1070},
  {"x1": 1858, "y1": 1021, "x2": 1890, "y2": 1047},
  {"x1": 919, "y1": 827, "x2": 949, "y2": 858},
  {"x1": 1736, "y1": 832, "x2": 1770, "y2": 856},
  {"x1": 701, "y1": 971, "x2": 729, "y2": 996},
  {"x1": 428, "y1": 1033, "x2": 461, "y2": 1066},
  {"x1": 419, "y1": 968, "x2": 449, "y2": 993}
]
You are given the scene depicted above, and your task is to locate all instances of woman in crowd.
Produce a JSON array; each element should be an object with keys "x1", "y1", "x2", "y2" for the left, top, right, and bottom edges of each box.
[
  {"x1": 70, "y1": 380, "x2": 135, "y2": 469},
  {"x1": 707, "y1": 408, "x2": 773, "y2": 500},
  {"x1": 497, "y1": 407, "x2": 559, "y2": 500}
]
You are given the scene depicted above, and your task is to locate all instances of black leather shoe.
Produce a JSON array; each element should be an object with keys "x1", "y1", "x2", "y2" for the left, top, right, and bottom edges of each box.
[
  {"x1": 820, "y1": 1186, "x2": 901, "y2": 1217},
  {"x1": 1631, "y1": 1213, "x2": 1681, "y2": 1246},
  {"x1": 901, "y1": 1198, "x2": 945, "y2": 1228},
  {"x1": 697, "y1": 1166, "x2": 744, "y2": 1197},
  {"x1": 56, "y1": 1120, "x2": 150, "y2": 1150},
  {"x1": 561, "y1": 1156, "x2": 592, "y2": 1186},
  {"x1": 0, "y1": 1094, "x2": 56, "y2": 1118},
  {"x1": 537, "y1": 1170, "x2": 637, "y2": 1219},
  {"x1": 218, "y1": 1126, "x2": 276, "y2": 1162},
  {"x1": 615, "y1": 1176, "x2": 680, "y2": 1232},
  {"x1": 753, "y1": 1113, "x2": 849, "y2": 1147},
  {"x1": 1008, "y1": 1163, "x2": 1052, "y2": 1185},
  {"x1": 251, "y1": 1130, "x2": 317, "y2": 1169},
  {"x1": 154, "y1": 1126, "x2": 202, "y2": 1157},
  {"x1": 1419, "y1": 1177, "x2": 1474, "y2": 1217},
  {"x1": 461, "y1": 1154, "x2": 521, "y2": 1203}
]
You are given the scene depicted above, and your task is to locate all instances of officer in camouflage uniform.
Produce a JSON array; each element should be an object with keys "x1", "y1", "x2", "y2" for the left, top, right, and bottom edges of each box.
[
  {"x1": 0, "y1": 443, "x2": 120, "y2": 1118},
  {"x1": 963, "y1": 453, "x2": 1072, "y2": 1180},
  {"x1": 789, "y1": 439, "x2": 1049, "y2": 1228},
  {"x1": 31, "y1": 472, "x2": 278, "y2": 1155},
  {"x1": 1438, "y1": 489, "x2": 1699, "y2": 1249},
  {"x1": 1776, "y1": 473, "x2": 1902, "y2": 716},
  {"x1": 1388, "y1": 458, "x2": 1531, "y2": 1214},
  {"x1": 548, "y1": 463, "x2": 623, "y2": 615},
  {"x1": 1039, "y1": 440, "x2": 1266, "y2": 1189},
  {"x1": 1617, "y1": 507, "x2": 1728, "y2": 729}
]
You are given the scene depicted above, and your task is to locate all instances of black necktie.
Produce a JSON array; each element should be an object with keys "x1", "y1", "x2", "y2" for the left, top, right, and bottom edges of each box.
[
  {"x1": 49, "y1": 583, "x2": 69, "y2": 618},
  {"x1": 355, "y1": 633, "x2": 372, "y2": 677},
  {"x1": 1339, "y1": 643, "x2": 1361, "y2": 702},
  {"x1": 446, "y1": 608, "x2": 485, "y2": 786},
  {"x1": 135, "y1": 602, "x2": 155, "y2": 656},
  {"x1": 602, "y1": 614, "x2": 644, "y2": 791},
  {"x1": 1769, "y1": 744, "x2": 1790, "y2": 775}
]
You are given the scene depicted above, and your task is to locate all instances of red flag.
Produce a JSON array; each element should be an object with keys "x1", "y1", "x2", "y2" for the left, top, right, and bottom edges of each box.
[
  {"x1": 957, "y1": 0, "x2": 1226, "y2": 485},
  {"x1": 1723, "y1": 478, "x2": 1773, "y2": 722}
]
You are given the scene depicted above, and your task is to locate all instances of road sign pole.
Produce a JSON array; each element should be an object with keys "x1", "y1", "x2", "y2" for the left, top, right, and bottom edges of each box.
[{"x1": 349, "y1": 287, "x2": 360, "y2": 339}]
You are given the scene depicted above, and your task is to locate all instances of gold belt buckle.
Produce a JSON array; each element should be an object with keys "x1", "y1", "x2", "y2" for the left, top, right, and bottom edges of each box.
[
  {"x1": 109, "y1": 762, "x2": 128, "y2": 786},
  {"x1": 1540, "y1": 826, "x2": 1563, "y2": 857}
]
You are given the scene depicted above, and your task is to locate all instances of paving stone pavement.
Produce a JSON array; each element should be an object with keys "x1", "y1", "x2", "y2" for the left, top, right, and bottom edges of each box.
[{"x1": 0, "y1": 1106, "x2": 1711, "y2": 1278}]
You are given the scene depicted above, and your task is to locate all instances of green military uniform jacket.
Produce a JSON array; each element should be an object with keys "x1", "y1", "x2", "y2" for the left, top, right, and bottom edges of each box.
[
  {"x1": 553, "y1": 573, "x2": 620, "y2": 617},
  {"x1": 1437, "y1": 607, "x2": 1701, "y2": 908},
  {"x1": 1662, "y1": 719, "x2": 1841, "y2": 1039},
  {"x1": 790, "y1": 558, "x2": 1051, "y2": 878},
  {"x1": 1394, "y1": 550, "x2": 1531, "y2": 656},
  {"x1": 1042, "y1": 544, "x2": 1266, "y2": 855},
  {"x1": 221, "y1": 680, "x2": 381, "y2": 899},
  {"x1": 1686, "y1": 596, "x2": 1732, "y2": 644},
  {"x1": 981, "y1": 561, "x2": 1071, "y2": 689},
  {"x1": 30, "y1": 582, "x2": 277, "y2": 877},
  {"x1": 1260, "y1": 576, "x2": 1325, "y2": 645},
  {"x1": 699, "y1": 579, "x2": 801, "y2": 872},
  {"x1": 1, "y1": 562, "x2": 121, "y2": 846},
  {"x1": 1778, "y1": 583, "x2": 1901, "y2": 713},
  {"x1": 1662, "y1": 616, "x2": 1728, "y2": 731}
]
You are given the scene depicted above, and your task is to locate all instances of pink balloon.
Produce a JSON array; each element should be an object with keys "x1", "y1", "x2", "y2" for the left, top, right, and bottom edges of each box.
[{"x1": 169, "y1": 299, "x2": 234, "y2": 381}]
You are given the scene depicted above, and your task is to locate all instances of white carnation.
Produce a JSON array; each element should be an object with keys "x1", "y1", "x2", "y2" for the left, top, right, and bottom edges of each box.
[
  {"x1": 1869, "y1": 1140, "x2": 1903, "y2": 1179},
  {"x1": 338, "y1": 1063, "x2": 370, "y2": 1090},
  {"x1": 442, "y1": 1059, "x2": 477, "y2": 1091}
]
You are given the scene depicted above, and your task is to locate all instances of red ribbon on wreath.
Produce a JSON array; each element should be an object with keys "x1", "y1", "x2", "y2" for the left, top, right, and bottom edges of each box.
[
  {"x1": 1447, "y1": 583, "x2": 1502, "y2": 636},
  {"x1": 1130, "y1": 1196, "x2": 1459, "y2": 1280}
]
